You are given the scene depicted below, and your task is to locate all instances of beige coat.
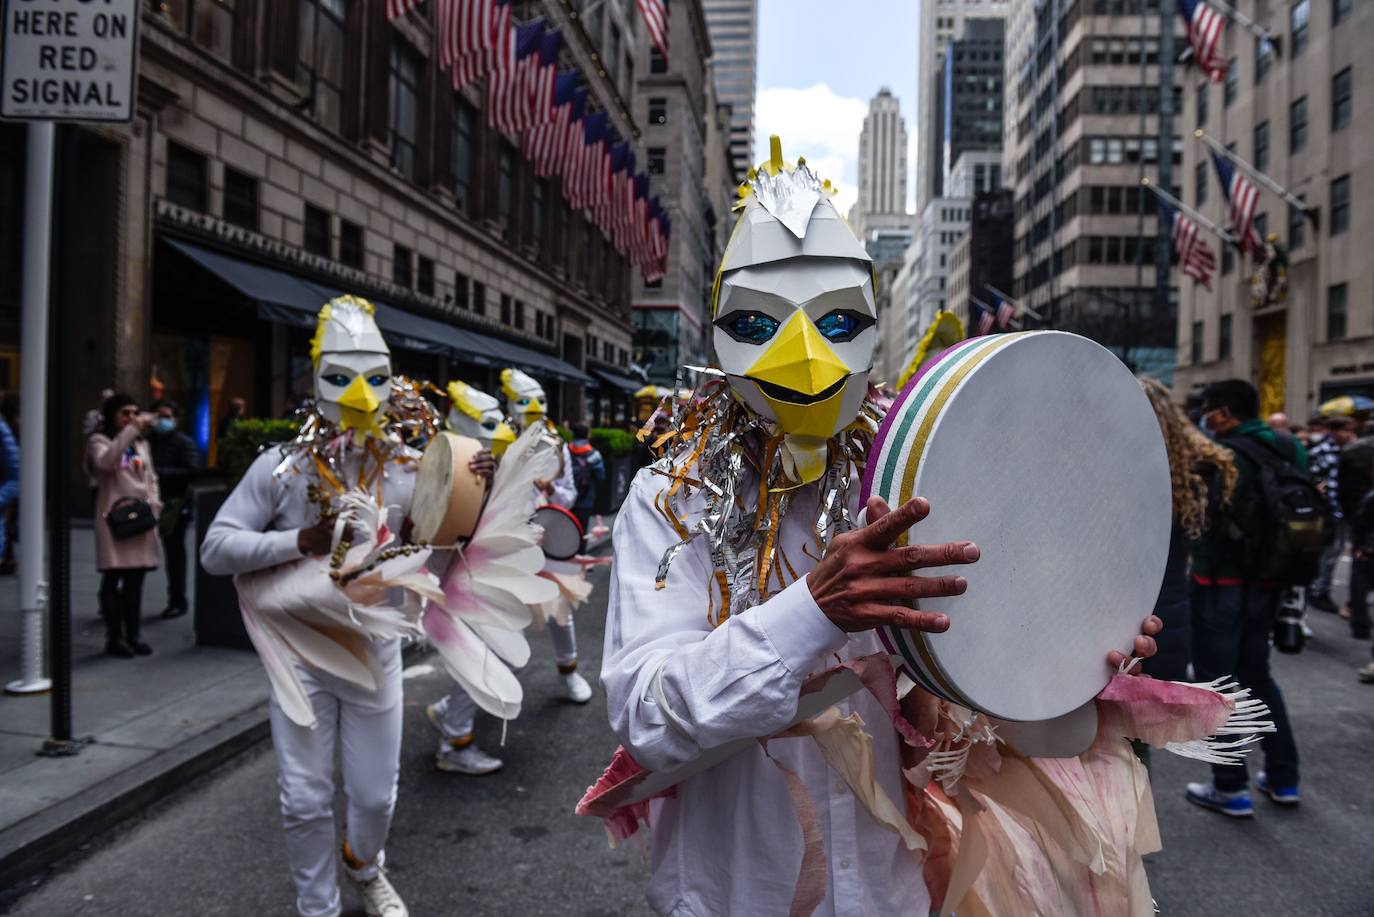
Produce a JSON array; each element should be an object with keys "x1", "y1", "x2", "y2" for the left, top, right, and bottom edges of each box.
[{"x1": 87, "y1": 423, "x2": 163, "y2": 571}]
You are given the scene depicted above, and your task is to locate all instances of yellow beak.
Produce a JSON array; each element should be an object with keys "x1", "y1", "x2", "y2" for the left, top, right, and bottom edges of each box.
[
  {"x1": 337, "y1": 375, "x2": 382, "y2": 432},
  {"x1": 744, "y1": 313, "x2": 849, "y2": 398},
  {"x1": 524, "y1": 399, "x2": 546, "y2": 423},
  {"x1": 491, "y1": 422, "x2": 516, "y2": 457}
]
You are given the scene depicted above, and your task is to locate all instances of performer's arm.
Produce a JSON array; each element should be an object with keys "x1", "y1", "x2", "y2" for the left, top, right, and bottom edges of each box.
[
  {"x1": 199, "y1": 450, "x2": 305, "y2": 576},
  {"x1": 543, "y1": 442, "x2": 577, "y2": 508},
  {"x1": 601, "y1": 470, "x2": 849, "y2": 771}
]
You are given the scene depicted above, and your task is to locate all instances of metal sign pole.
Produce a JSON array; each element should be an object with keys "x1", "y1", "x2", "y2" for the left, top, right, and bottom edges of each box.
[{"x1": 5, "y1": 122, "x2": 54, "y2": 697}]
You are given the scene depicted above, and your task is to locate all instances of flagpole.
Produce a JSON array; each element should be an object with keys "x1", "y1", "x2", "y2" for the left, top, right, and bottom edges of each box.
[
  {"x1": 1141, "y1": 177, "x2": 1236, "y2": 243},
  {"x1": 1207, "y1": 0, "x2": 1278, "y2": 50},
  {"x1": 1194, "y1": 129, "x2": 1315, "y2": 215}
]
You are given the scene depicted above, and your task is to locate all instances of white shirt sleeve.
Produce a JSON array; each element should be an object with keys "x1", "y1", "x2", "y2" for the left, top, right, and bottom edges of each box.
[
  {"x1": 601, "y1": 468, "x2": 849, "y2": 772},
  {"x1": 199, "y1": 450, "x2": 305, "y2": 576},
  {"x1": 549, "y1": 442, "x2": 577, "y2": 508}
]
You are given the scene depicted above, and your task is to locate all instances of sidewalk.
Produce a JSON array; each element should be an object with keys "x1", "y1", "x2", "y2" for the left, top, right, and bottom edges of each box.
[{"x1": 0, "y1": 513, "x2": 617, "y2": 890}]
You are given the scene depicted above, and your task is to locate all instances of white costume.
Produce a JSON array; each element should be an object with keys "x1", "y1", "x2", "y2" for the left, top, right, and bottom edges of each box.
[{"x1": 202, "y1": 297, "x2": 412, "y2": 917}]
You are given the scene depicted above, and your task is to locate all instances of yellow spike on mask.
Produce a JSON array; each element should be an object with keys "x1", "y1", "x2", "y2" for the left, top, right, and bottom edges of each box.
[{"x1": 744, "y1": 314, "x2": 849, "y2": 397}]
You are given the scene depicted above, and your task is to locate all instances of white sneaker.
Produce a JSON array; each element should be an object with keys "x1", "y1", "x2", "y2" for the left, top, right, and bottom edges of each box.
[
  {"x1": 561, "y1": 670, "x2": 593, "y2": 704},
  {"x1": 346, "y1": 866, "x2": 408, "y2": 917},
  {"x1": 435, "y1": 739, "x2": 503, "y2": 775}
]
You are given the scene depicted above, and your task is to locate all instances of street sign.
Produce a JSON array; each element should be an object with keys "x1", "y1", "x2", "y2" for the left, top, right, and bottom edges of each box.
[{"x1": 1, "y1": 0, "x2": 141, "y2": 122}]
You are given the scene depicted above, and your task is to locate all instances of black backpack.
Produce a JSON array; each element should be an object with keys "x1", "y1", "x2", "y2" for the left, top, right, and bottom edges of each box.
[
  {"x1": 570, "y1": 448, "x2": 593, "y2": 494},
  {"x1": 1224, "y1": 435, "x2": 1330, "y2": 585}
]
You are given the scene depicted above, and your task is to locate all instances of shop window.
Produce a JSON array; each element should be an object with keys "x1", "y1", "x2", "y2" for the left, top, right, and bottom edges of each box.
[
  {"x1": 163, "y1": 0, "x2": 237, "y2": 63},
  {"x1": 1332, "y1": 68, "x2": 1352, "y2": 131},
  {"x1": 339, "y1": 219, "x2": 363, "y2": 268},
  {"x1": 453, "y1": 271, "x2": 469, "y2": 309},
  {"x1": 1329, "y1": 175, "x2": 1350, "y2": 235},
  {"x1": 418, "y1": 255, "x2": 435, "y2": 296},
  {"x1": 393, "y1": 243, "x2": 413, "y2": 287},
  {"x1": 166, "y1": 143, "x2": 207, "y2": 212},
  {"x1": 1290, "y1": 0, "x2": 1309, "y2": 56},
  {"x1": 452, "y1": 98, "x2": 478, "y2": 214},
  {"x1": 304, "y1": 204, "x2": 331, "y2": 257},
  {"x1": 648, "y1": 147, "x2": 666, "y2": 175},
  {"x1": 1328, "y1": 283, "x2": 1347, "y2": 340},
  {"x1": 648, "y1": 97, "x2": 667, "y2": 125},
  {"x1": 1290, "y1": 97, "x2": 1307, "y2": 152},
  {"x1": 297, "y1": 0, "x2": 347, "y2": 134},
  {"x1": 1253, "y1": 121, "x2": 1269, "y2": 173},
  {"x1": 223, "y1": 168, "x2": 258, "y2": 231},
  {"x1": 388, "y1": 42, "x2": 421, "y2": 181}
]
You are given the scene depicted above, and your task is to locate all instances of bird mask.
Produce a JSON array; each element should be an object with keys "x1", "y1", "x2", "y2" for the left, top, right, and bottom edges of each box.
[
  {"x1": 500, "y1": 368, "x2": 548, "y2": 431},
  {"x1": 446, "y1": 380, "x2": 516, "y2": 457},
  {"x1": 310, "y1": 295, "x2": 391, "y2": 439}
]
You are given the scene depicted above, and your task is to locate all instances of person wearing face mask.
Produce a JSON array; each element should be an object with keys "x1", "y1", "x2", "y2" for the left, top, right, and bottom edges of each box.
[
  {"x1": 86, "y1": 394, "x2": 162, "y2": 657},
  {"x1": 147, "y1": 400, "x2": 202, "y2": 619},
  {"x1": 500, "y1": 367, "x2": 594, "y2": 705},
  {"x1": 201, "y1": 296, "x2": 427, "y2": 917}
]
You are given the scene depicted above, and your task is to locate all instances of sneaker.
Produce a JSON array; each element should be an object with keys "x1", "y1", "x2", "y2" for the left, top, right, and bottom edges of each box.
[
  {"x1": 1256, "y1": 771, "x2": 1300, "y2": 805},
  {"x1": 435, "y1": 739, "x2": 503, "y2": 775},
  {"x1": 345, "y1": 866, "x2": 408, "y2": 917},
  {"x1": 1185, "y1": 781, "x2": 1253, "y2": 817},
  {"x1": 1358, "y1": 662, "x2": 1374, "y2": 683},
  {"x1": 560, "y1": 670, "x2": 593, "y2": 704}
]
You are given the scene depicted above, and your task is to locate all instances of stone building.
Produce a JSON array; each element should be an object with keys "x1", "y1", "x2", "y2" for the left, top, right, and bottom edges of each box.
[
  {"x1": 852, "y1": 87, "x2": 909, "y2": 238},
  {"x1": 1172, "y1": 0, "x2": 1374, "y2": 415},
  {"x1": 0, "y1": 0, "x2": 670, "y2": 474}
]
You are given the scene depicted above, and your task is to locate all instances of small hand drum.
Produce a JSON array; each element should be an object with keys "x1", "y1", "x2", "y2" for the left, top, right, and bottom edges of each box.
[
  {"x1": 859, "y1": 331, "x2": 1171, "y2": 723},
  {"x1": 411, "y1": 433, "x2": 489, "y2": 544},
  {"x1": 535, "y1": 505, "x2": 585, "y2": 560}
]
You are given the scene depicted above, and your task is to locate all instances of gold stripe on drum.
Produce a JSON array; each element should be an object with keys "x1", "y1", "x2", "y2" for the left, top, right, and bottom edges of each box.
[{"x1": 893, "y1": 332, "x2": 1026, "y2": 709}]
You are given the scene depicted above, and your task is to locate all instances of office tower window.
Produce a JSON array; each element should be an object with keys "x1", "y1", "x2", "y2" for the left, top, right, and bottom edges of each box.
[
  {"x1": 452, "y1": 98, "x2": 478, "y2": 213},
  {"x1": 1327, "y1": 283, "x2": 1347, "y2": 340},
  {"x1": 223, "y1": 168, "x2": 258, "y2": 231},
  {"x1": 1329, "y1": 175, "x2": 1350, "y2": 235},
  {"x1": 1191, "y1": 321, "x2": 1204, "y2": 364},
  {"x1": 296, "y1": 0, "x2": 347, "y2": 133},
  {"x1": 1332, "y1": 67, "x2": 1352, "y2": 131},
  {"x1": 388, "y1": 42, "x2": 421, "y2": 180},
  {"x1": 393, "y1": 243, "x2": 413, "y2": 287},
  {"x1": 339, "y1": 220, "x2": 363, "y2": 268},
  {"x1": 1290, "y1": 0, "x2": 1309, "y2": 55},
  {"x1": 1219, "y1": 314, "x2": 1232, "y2": 359},
  {"x1": 417, "y1": 255, "x2": 435, "y2": 296},
  {"x1": 1254, "y1": 120, "x2": 1269, "y2": 172},
  {"x1": 453, "y1": 271, "x2": 469, "y2": 309},
  {"x1": 166, "y1": 143, "x2": 208, "y2": 211},
  {"x1": 304, "y1": 204, "x2": 331, "y2": 257},
  {"x1": 648, "y1": 97, "x2": 667, "y2": 124},
  {"x1": 1290, "y1": 97, "x2": 1307, "y2": 152}
]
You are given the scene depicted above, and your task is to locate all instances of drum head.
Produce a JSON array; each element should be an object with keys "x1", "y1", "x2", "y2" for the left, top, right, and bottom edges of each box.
[
  {"x1": 864, "y1": 332, "x2": 1171, "y2": 722},
  {"x1": 412, "y1": 433, "x2": 488, "y2": 544},
  {"x1": 536, "y1": 505, "x2": 585, "y2": 560}
]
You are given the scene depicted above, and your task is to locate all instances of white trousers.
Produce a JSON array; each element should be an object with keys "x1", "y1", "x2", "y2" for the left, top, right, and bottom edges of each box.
[
  {"x1": 436, "y1": 616, "x2": 577, "y2": 739},
  {"x1": 268, "y1": 639, "x2": 403, "y2": 917}
]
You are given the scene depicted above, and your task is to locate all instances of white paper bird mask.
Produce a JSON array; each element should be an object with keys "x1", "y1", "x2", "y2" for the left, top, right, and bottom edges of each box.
[
  {"x1": 446, "y1": 380, "x2": 516, "y2": 456},
  {"x1": 500, "y1": 368, "x2": 547, "y2": 430},
  {"x1": 712, "y1": 137, "x2": 877, "y2": 459},
  {"x1": 310, "y1": 295, "x2": 391, "y2": 436}
]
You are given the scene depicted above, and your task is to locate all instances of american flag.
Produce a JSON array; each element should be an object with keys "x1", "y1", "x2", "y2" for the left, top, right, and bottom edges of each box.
[
  {"x1": 567, "y1": 112, "x2": 608, "y2": 209},
  {"x1": 386, "y1": 0, "x2": 424, "y2": 22},
  {"x1": 975, "y1": 306, "x2": 994, "y2": 337},
  {"x1": 1158, "y1": 198, "x2": 1217, "y2": 288},
  {"x1": 486, "y1": 21, "x2": 545, "y2": 133},
  {"x1": 451, "y1": 0, "x2": 512, "y2": 90},
  {"x1": 523, "y1": 30, "x2": 563, "y2": 129},
  {"x1": 1177, "y1": 0, "x2": 1228, "y2": 82},
  {"x1": 1210, "y1": 150, "x2": 1264, "y2": 256},
  {"x1": 525, "y1": 72, "x2": 580, "y2": 175},
  {"x1": 994, "y1": 296, "x2": 1015, "y2": 330},
  {"x1": 635, "y1": 0, "x2": 669, "y2": 67}
]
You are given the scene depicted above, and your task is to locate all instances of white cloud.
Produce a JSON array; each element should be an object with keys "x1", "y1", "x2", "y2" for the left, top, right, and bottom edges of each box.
[{"x1": 753, "y1": 84, "x2": 867, "y2": 217}]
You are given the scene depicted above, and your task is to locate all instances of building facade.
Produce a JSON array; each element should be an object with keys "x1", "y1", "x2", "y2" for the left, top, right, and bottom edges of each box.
[
  {"x1": 1004, "y1": 0, "x2": 1186, "y2": 377},
  {"x1": 852, "y1": 88, "x2": 909, "y2": 237},
  {"x1": 948, "y1": 187, "x2": 1015, "y2": 328},
  {"x1": 916, "y1": 0, "x2": 1010, "y2": 213},
  {"x1": 632, "y1": 0, "x2": 727, "y2": 388},
  {"x1": 0, "y1": 0, "x2": 673, "y2": 482},
  {"x1": 701, "y1": 0, "x2": 757, "y2": 182},
  {"x1": 912, "y1": 195, "x2": 973, "y2": 334},
  {"x1": 941, "y1": 18, "x2": 1006, "y2": 196},
  {"x1": 866, "y1": 225, "x2": 915, "y2": 387},
  {"x1": 1172, "y1": 0, "x2": 1374, "y2": 416}
]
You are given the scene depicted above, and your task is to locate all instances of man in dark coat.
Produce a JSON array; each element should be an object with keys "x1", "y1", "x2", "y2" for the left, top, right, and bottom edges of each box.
[{"x1": 148, "y1": 400, "x2": 201, "y2": 617}]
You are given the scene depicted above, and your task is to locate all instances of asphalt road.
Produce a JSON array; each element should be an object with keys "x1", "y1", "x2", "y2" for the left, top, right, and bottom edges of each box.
[{"x1": 3, "y1": 564, "x2": 1372, "y2": 916}]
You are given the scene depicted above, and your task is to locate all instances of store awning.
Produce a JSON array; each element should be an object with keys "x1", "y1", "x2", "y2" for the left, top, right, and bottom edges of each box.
[
  {"x1": 164, "y1": 239, "x2": 326, "y2": 328},
  {"x1": 166, "y1": 238, "x2": 592, "y2": 385},
  {"x1": 590, "y1": 366, "x2": 645, "y2": 393}
]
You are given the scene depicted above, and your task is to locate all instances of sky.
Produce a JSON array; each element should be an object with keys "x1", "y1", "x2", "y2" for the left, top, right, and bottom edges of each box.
[{"x1": 753, "y1": 0, "x2": 920, "y2": 216}]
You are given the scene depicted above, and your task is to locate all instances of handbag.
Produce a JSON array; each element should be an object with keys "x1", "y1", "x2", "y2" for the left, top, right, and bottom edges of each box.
[{"x1": 106, "y1": 496, "x2": 157, "y2": 540}]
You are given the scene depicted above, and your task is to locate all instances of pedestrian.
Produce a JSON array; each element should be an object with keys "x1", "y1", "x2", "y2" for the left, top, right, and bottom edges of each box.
[
  {"x1": 216, "y1": 396, "x2": 247, "y2": 440},
  {"x1": 1186, "y1": 379, "x2": 1305, "y2": 815},
  {"x1": 1268, "y1": 411, "x2": 1290, "y2": 434},
  {"x1": 86, "y1": 393, "x2": 162, "y2": 658},
  {"x1": 1138, "y1": 377, "x2": 1237, "y2": 683},
  {"x1": 1352, "y1": 486, "x2": 1374, "y2": 682},
  {"x1": 1338, "y1": 427, "x2": 1374, "y2": 637},
  {"x1": 1307, "y1": 415, "x2": 1356, "y2": 613},
  {"x1": 0, "y1": 392, "x2": 17, "y2": 575},
  {"x1": 148, "y1": 399, "x2": 202, "y2": 618},
  {"x1": 0, "y1": 393, "x2": 18, "y2": 562},
  {"x1": 202, "y1": 298, "x2": 413, "y2": 917},
  {"x1": 568, "y1": 422, "x2": 605, "y2": 531}
]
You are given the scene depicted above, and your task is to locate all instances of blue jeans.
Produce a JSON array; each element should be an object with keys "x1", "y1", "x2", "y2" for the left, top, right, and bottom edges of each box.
[{"x1": 1190, "y1": 581, "x2": 1300, "y2": 791}]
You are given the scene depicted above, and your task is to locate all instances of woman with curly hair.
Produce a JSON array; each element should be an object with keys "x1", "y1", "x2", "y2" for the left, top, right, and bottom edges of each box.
[{"x1": 1139, "y1": 376, "x2": 1238, "y2": 681}]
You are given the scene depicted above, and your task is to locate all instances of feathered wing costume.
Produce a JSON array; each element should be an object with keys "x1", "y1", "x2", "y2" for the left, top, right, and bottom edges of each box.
[
  {"x1": 420, "y1": 423, "x2": 562, "y2": 720},
  {"x1": 236, "y1": 489, "x2": 440, "y2": 728}
]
